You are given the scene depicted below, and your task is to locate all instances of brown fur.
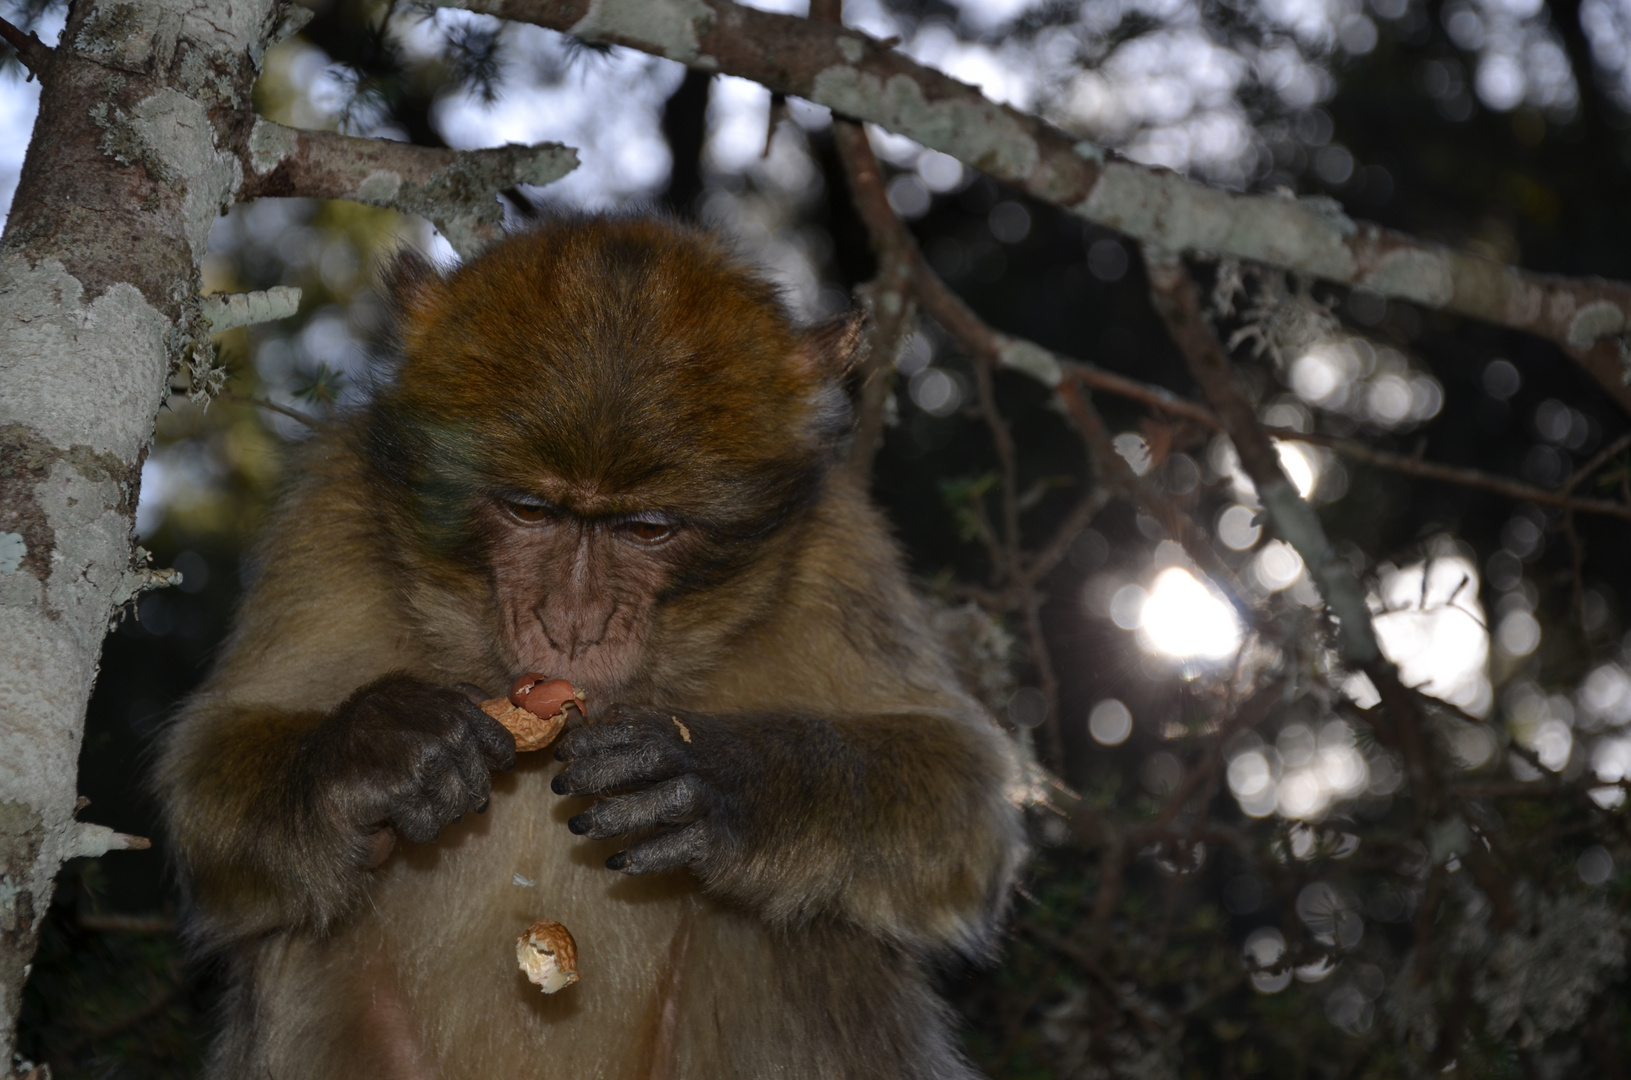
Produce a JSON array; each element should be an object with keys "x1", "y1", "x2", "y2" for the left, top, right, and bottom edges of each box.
[{"x1": 157, "y1": 218, "x2": 1025, "y2": 1079}]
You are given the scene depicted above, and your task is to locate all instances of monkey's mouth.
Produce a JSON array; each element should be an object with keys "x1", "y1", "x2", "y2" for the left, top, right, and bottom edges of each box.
[{"x1": 505, "y1": 605, "x2": 644, "y2": 701}]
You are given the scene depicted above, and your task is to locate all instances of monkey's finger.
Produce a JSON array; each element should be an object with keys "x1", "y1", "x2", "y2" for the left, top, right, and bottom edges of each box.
[
  {"x1": 391, "y1": 798, "x2": 444, "y2": 845},
  {"x1": 552, "y1": 730, "x2": 685, "y2": 796},
  {"x1": 412, "y1": 745, "x2": 485, "y2": 825},
  {"x1": 607, "y1": 822, "x2": 710, "y2": 875},
  {"x1": 449, "y1": 742, "x2": 495, "y2": 812},
  {"x1": 466, "y1": 710, "x2": 518, "y2": 772},
  {"x1": 452, "y1": 682, "x2": 488, "y2": 704},
  {"x1": 567, "y1": 776, "x2": 704, "y2": 839},
  {"x1": 553, "y1": 719, "x2": 651, "y2": 761}
]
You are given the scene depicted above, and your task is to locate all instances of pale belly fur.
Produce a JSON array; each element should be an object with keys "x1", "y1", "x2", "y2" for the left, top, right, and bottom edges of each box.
[{"x1": 240, "y1": 756, "x2": 846, "y2": 1080}]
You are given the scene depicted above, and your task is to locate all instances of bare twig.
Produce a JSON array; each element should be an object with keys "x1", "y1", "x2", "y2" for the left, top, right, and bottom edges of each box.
[
  {"x1": 1563, "y1": 511, "x2": 1592, "y2": 649},
  {"x1": 57, "y1": 978, "x2": 189, "y2": 1059},
  {"x1": 972, "y1": 348, "x2": 1024, "y2": 579},
  {"x1": 822, "y1": 81, "x2": 1076, "y2": 764},
  {"x1": 1056, "y1": 381, "x2": 1257, "y2": 628},
  {"x1": 76, "y1": 912, "x2": 178, "y2": 934},
  {"x1": 1564, "y1": 431, "x2": 1631, "y2": 495},
  {"x1": 1059, "y1": 357, "x2": 1631, "y2": 520},
  {"x1": 1292, "y1": 429, "x2": 1631, "y2": 520},
  {"x1": 0, "y1": 15, "x2": 53, "y2": 78},
  {"x1": 1025, "y1": 489, "x2": 1113, "y2": 586},
  {"x1": 222, "y1": 389, "x2": 325, "y2": 431},
  {"x1": 829, "y1": 122, "x2": 918, "y2": 479}
]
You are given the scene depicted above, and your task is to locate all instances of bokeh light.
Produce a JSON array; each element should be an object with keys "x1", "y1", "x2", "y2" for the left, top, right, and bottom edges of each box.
[
  {"x1": 1371, "y1": 550, "x2": 1492, "y2": 717},
  {"x1": 1138, "y1": 567, "x2": 1243, "y2": 661},
  {"x1": 1089, "y1": 699, "x2": 1134, "y2": 746},
  {"x1": 1227, "y1": 721, "x2": 1371, "y2": 820}
]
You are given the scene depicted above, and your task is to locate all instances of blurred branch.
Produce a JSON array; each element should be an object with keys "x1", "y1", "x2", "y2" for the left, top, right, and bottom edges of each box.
[
  {"x1": 829, "y1": 121, "x2": 917, "y2": 480},
  {"x1": 1146, "y1": 255, "x2": 1379, "y2": 665},
  {"x1": 233, "y1": 121, "x2": 577, "y2": 257},
  {"x1": 822, "y1": 73, "x2": 1076, "y2": 765},
  {"x1": 1055, "y1": 381, "x2": 1257, "y2": 628},
  {"x1": 1062, "y1": 356, "x2": 1631, "y2": 520},
  {"x1": 221, "y1": 388, "x2": 326, "y2": 431},
  {"x1": 1564, "y1": 430, "x2": 1631, "y2": 495},
  {"x1": 76, "y1": 912, "x2": 177, "y2": 934},
  {"x1": 56, "y1": 976, "x2": 189, "y2": 1060},
  {"x1": 1145, "y1": 256, "x2": 1459, "y2": 816},
  {"x1": 0, "y1": 14, "x2": 51, "y2": 77},
  {"x1": 432, "y1": 0, "x2": 1631, "y2": 416}
]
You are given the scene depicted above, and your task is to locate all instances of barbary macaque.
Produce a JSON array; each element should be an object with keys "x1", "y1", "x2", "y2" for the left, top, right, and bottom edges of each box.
[{"x1": 157, "y1": 217, "x2": 1025, "y2": 1078}]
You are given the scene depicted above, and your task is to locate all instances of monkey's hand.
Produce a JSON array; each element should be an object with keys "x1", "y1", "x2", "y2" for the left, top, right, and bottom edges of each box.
[
  {"x1": 551, "y1": 707, "x2": 732, "y2": 875},
  {"x1": 301, "y1": 675, "x2": 519, "y2": 851},
  {"x1": 163, "y1": 674, "x2": 520, "y2": 946},
  {"x1": 551, "y1": 706, "x2": 1024, "y2": 955}
]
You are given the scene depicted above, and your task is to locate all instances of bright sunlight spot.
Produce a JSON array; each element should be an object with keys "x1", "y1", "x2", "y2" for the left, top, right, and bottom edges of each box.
[
  {"x1": 1370, "y1": 549, "x2": 1492, "y2": 717},
  {"x1": 1276, "y1": 441, "x2": 1320, "y2": 499},
  {"x1": 1139, "y1": 567, "x2": 1243, "y2": 661}
]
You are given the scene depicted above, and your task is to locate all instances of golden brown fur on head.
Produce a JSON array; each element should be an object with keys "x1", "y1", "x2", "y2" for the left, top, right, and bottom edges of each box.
[{"x1": 366, "y1": 217, "x2": 856, "y2": 697}]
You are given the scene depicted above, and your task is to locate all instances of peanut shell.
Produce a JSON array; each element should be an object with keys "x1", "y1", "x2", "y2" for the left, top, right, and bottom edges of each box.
[
  {"x1": 479, "y1": 698, "x2": 568, "y2": 753},
  {"x1": 516, "y1": 919, "x2": 579, "y2": 993}
]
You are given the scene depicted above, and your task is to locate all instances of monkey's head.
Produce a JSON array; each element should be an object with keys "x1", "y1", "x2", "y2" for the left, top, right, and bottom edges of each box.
[{"x1": 365, "y1": 218, "x2": 864, "y2": 695}]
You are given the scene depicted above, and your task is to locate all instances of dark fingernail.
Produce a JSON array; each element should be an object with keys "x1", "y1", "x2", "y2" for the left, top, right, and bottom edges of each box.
[
  {"x1": 606, "y1": 851, "x2": 629, "y2": 872},
  {"x1": 568, "y1": 813, "x2": 593, "y2": 835},
  {"x1": 551, "y1": 774, "x2": 570, "y2": 795},
  {"x1": 474, "y1": 799, "x2": 489, "y2": 814}
]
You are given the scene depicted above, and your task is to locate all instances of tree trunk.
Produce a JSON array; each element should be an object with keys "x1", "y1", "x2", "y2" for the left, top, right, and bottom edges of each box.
[{"x1": 0, "y1": 0, "x2": 281, "y2": 1062}]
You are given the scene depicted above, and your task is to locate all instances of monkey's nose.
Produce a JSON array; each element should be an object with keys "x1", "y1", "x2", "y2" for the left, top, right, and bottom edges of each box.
[{"x1": 541, "y1": 619, "x2": 604, "y2": 660}]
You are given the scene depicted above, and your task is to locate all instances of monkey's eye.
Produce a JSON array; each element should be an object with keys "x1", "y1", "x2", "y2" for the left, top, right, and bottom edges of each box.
[
  {"x1": 617, "y1": 516, "x2": 677, "y2": 545},
  {"x1": 501, "y1": 497, "x2": 555, "y2": 524}
]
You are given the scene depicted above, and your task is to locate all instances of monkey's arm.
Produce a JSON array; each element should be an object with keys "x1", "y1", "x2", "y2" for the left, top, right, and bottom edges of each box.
[
  {"x1": 553, "y1": 708, "x2": 1024, "y2": 955},
  {"x1": 160, "y1": 678, "x2": 517, "y2": 948}
]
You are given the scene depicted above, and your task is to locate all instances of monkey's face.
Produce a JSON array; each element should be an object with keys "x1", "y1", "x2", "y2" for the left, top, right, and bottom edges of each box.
[
  {"x1": 475, "y1": 483, "x2": 690, "y2": 693},
  {"x1": 369, "y1": 220, "x2": 858, "y2": 697}
]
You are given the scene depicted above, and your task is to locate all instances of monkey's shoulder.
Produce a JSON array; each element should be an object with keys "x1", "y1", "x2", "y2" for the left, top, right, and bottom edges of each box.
[{"x1": 201, "y1": 436, "x2": 437, "y2": 712}]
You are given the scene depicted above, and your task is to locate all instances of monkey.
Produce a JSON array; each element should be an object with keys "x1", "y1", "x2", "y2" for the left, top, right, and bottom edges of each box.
[{"x1": 156, "y1": 217, "x2": 1026, "y2": 1080}]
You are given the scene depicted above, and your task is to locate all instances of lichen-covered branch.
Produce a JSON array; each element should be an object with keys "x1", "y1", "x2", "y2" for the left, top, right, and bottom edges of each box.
[
  {"x1": 235, "y1": 120, "x2": 578, "y2": 257},
  {"x1": 433, "y1": 0, "x2": 1631, "y2": 415},
  {"x1": 200, "y1": 286, "x2": 302, "y2": 331}
]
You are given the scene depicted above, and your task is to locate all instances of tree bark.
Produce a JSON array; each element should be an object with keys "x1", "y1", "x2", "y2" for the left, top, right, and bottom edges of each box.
[{"x1": 0, "y1": 0, "x2": 284, "y2": 1062}]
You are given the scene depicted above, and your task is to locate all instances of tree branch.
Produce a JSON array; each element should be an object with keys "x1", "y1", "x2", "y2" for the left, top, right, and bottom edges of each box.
[
  {"x1": 1145, "y1": 255, "x2": 1379, "y2": 664},
  {"x1": 1056, "y1": 358, "x2": 1631, "y2": 521},
  {"x1": 234, "y1": 120, "x2": 577, "y2": 257},
  {"x1": 830, "y1": 121, "x2": 917, "y2": 480},
  {"x1": 428, "y1": 0, "x2": 1631, "y2": 415},
  {"x1": 0, "y1": 15, "x2": 52, "y2": 78},
  {"x1": 220, "y1": 388, "x2": 326, "y2": 431},
  {"x1": 1055, "y1": 380, "x2": 1257, "y2": 628}
]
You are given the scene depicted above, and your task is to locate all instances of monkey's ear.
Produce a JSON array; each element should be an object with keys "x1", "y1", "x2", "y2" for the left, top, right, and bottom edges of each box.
[
  {"x1": 794, "y1": 311, "x2": 869, "y2": 379},
  {"x1": 383, "y1": 247, "x2": 450, "y2": 327}
]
